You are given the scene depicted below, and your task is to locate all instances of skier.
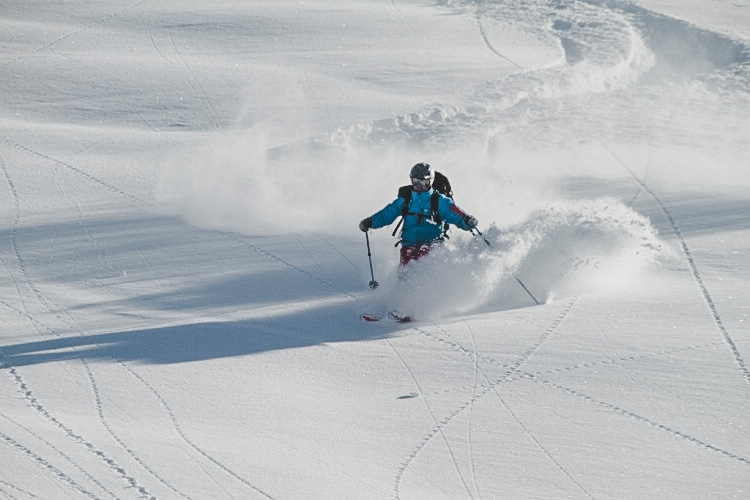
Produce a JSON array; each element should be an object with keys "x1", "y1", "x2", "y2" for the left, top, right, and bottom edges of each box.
[{"x1": 359, "y1": 161, "x2": 478, "y2": 281}]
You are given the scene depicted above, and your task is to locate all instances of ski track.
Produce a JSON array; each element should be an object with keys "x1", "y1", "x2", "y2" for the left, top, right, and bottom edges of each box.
[
  {"x1": 474, "y1": 8, "x2": 525, "y2": 71},
  {"x1": 0, "y1": 476, "x2": 39, "y2": 500},
  {"x1": 465, "y1": 322, "x2": 481, "y2": 499},
  {"x1": 3, "y1": 0, "x2": 749, "y2": 497},
  {"x1": 1, "y1": 145, "x2": 161, "y2": 498},
  {"x1": 1, "y1": 413, "x2": 118, "y2": 499},
  {"x1": 223, "y1": 231, "x2": 360, "y2": 303},
  {"x1": 603, "y1": 144, "x2": 750, "y2": 389},
  {"x1": 524, "y1": 371, "x2": 750, "y2": 466},
  {"x1": 50, "y1": 181, "x2": 273, "y2": 498},
  {"x1": 4, "y1": 364, "x2": 153, "y2": 498},
  {"x1": 167, "y1": 31, "x2": 225, "y2": 133},
  {"x1": 391, "y1": 298, "x2": 576, "y2": 498},
  {"x1": 387, "y1": 338, "x2": 474, "y2": 499},
  {"x1": 3, "y1": 127, "x2": 355, "y2": 499},
  {"x1": 0, "y1": 429, "x2": 98, "y2": 499},
  {"x1": 458, "y1": 320, "x2": 595, "y2": 499},
  {"x1": 1, "y1": 137, "x2": 142, "y2": 204},
  {"x1": 393, "y1": 288, "x2": 749, "y2": 496},
  {"x1": 0, "y1": 0, "x2": 149, "y2": 72},
  {"x1": 490, "y1": 388, "x2": 596, "y2": 499},
  {"x1": 0, "y1": 147, "x2": 277, "y2": 497}
]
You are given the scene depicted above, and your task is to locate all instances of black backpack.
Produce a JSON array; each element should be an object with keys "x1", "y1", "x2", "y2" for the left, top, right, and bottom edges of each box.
[{"x1": 391, "y1": 171, "x2": 453, "y2": 242}]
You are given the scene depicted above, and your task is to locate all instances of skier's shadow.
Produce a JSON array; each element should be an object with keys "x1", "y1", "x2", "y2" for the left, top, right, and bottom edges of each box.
[{"x1": 1, "y1": 302, "x2": 389, "y2": 367}]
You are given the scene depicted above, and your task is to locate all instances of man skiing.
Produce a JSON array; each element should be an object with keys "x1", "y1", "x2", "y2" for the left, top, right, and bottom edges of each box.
[{"x1": 359, "y1": 162, "x2": 478, "y2": 279}]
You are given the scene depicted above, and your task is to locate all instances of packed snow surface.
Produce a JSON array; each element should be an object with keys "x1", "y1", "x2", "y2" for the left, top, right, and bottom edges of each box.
[{"x1": 1, "y1": 0, "x2": 749, "y2": 498}]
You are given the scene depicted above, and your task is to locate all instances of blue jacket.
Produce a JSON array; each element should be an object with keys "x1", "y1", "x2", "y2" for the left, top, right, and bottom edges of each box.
[{"x1": 370, "y1": 189, "x2": 473, "y2": 247}]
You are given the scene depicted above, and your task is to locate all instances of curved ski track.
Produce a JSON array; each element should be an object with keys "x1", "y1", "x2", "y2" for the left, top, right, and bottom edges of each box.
[
  {"x1": 1, "y1": 56, "x2": 358, "y2": 500},
  {"x1": 0, "y1": 153, "x2": 286, "y2": 497},
  {"x1": 603, "y1": 144, "x2": 750, "y2": 388},
  {"x1": 1, "y1": 54, "x2": 283, "y2": 500},
  {"x1": 0, "y1": 2, "x2": 290, "y2": 493}
]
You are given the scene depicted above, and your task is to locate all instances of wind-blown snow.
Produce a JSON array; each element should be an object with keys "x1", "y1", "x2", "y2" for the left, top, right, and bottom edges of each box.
[{"x1": 1, "y1": 0, "x2": 749, "y2": 499}]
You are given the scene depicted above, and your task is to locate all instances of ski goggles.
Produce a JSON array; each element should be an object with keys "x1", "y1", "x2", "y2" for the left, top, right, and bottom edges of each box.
[{"x1": 411, "y1": 177, "x2": 431, "y2": 191}]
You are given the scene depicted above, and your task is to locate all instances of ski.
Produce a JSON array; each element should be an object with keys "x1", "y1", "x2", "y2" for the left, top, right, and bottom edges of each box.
[
  {"x1": 387, "y1": 311, "x2": 412, "y2": 323},
  {"x1": 360, "y1": 311, "x2": 413, "y2": 323}
]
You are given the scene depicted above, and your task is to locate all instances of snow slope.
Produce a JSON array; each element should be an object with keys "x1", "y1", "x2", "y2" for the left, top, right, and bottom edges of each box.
[{"x1": 1, "y1": 0, "x2": 749, "y2": 498}]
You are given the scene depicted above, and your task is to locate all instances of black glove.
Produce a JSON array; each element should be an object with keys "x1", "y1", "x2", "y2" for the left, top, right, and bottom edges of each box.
[
  {"x1": 359, "y1": 217, "x2": 373, "y2": 232},
  {"x1": 464, "y1": 215, "x2": 478, "y2": 229}
]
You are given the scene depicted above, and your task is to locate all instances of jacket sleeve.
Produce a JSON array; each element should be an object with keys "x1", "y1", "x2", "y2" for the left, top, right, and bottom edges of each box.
[
  {"x1": 370, "y1": 197, "x2": 406, "y2": 229},
  {"x1": 438, "y1": 195, "x2": 474, "y2": 231}
]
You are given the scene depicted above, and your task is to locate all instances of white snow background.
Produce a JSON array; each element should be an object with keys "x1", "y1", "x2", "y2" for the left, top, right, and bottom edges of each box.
[{"x1": 1, "y1": 0, "x2": 749, "y2": 498}]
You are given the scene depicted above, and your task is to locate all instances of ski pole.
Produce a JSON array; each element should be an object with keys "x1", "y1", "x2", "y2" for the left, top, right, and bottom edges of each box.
[
  {"x1": 473, "y1": 227, "x2": 540, "y2": 305},
  {"x1": 472, "y1": 227, "x2": 491, "y2": 247},
  {"x1": 365, "y1": 231, "x2": 379, "y2": 289},
  {"x1": 514, "y1": 276, "x2": 540, "y2": 305}
]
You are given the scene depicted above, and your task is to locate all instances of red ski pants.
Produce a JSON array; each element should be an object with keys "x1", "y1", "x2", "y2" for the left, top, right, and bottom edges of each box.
[
  {"x1": 398, "y1": 243, "x2": 439, "y2": 281},
  {"x1": 399, "y1": 244, "x2": 434, "y2": 265}
]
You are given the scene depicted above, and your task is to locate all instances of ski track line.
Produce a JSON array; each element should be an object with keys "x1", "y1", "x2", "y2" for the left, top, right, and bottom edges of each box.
[
  {"x1": 391, "y1": 299, "x2": 577, "y2": 499},
  {"x1": 426, "y1": 312, "x2": 748, "y2": 492},
  {"x1": 1, "y1": 137, "x2": 143, "y2": 204},
  {"x1": 12, "y1": 175, "x2": 264, "y2": 499},
  {"x1": 465, "y1": 322, "x2": 482, "y2": 499},
  {"x1": 3, "y1": 162, "x2": 116, "y2": 497},
  {"x1": 386, "y1": 338, "x2": 474, "y2": 500},
  {"x1": 223, "y1": 231, "x2": 359, "y2": 303},
  {"x1": 0, "y1": 477, "x2": 38, "y2": 500},
  {"x1": 295, "y1": 235, "x2": 329, "y2": 279},
  {"x1": 117, "y1": 362, "x2": 276, "y2": 500},
  {"x1": 5, "y1": 138, "x2": 296, "y2": 498},
  {"x1": 419, "y1": 340, "x2": 725, "y2": 400},
  {"x1": 389, "y1": 0, "x2": 417, "y2": 38},
  {"x1": 82, "y1": 361, "x2": 192, "y2": 500},
  {"x1": 578, "y1": 302, "x2": 655, "y2": 411},
  {"x1": 50, "y1": 161, "x2": 122, "y2": 277},
  {"x1": 314, "y1": 233, "x2": 363, "y2": 274},
  {"x1": 145, "y1": 19, "x2": 226, "y2": 132},
  {"x1": 43, "y1": 173, "x2": 273, "y2": 498},
  {"x1": 459, "y1": 321, "x2": 595, "y2": 500},
  {"x1": 5, "y1": 364, "x2": 155, "y2": 499},
  {"x1": 61, "y1": 50, "x2": 160, "y2": 133},
  {"x1": 474, "y1": 9, "x2": 525, "y2": 71},
  {"x1": 1, "y1": 162, "x2": 160, "y2": 498},
  {"x1": 1, "y1": 413, "x2": 118, "y2": 500},
  {"x1": 0, "y1": 0, "x2": 149, "y2": 71},
  {"x1": 458, "y1": 319, "x2": 594, "y2": 500},
  {"x1": 490, "y1": 388, "x2": 596, "y2": 499},
  {"x1": 505, "y1": 297, "x2": 578, "y2": 376},
  {"x1": 524, "y1": 371, "x2": 750, "y2": 466},
  {"x1": 0, "y1": 158, "x2": 39, "y2": 324},
  {"x1": 604, "y1": 144, "x2": 750, "y2": 389},
  {"x1": 0, "y1": 430, "x2": 98, "y2": 499},
  {"x1": 168, "y1": 32, "x2": 225, "y2": 133}
]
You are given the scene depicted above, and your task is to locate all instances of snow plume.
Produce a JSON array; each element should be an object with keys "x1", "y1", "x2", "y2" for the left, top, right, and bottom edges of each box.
[
  {"x1": 155, "y1": 122, "x2": 549, "y2": 237},
  {"x1": 368, "y1": 198, "x2": 662, "y2": 319},
  {"x1": 156, "y1": 127, "x2": 388, "y2": 235}
]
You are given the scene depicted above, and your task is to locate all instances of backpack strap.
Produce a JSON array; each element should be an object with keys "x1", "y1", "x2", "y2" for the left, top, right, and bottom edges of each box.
[
  {"x1": 392, "y1": 185, "x2": 413, "y2": 238},
  {"x1": 430, "y1": 191, "x2": 441, "y2": 225},
  {"x1": 397, "y1": 185, "x2": 412, "y2": 217}
]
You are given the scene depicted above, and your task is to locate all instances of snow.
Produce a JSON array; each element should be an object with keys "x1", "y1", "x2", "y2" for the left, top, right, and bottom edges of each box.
[{"x1": 1, "y1": 0, "x2": 749, "y2": 498}]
